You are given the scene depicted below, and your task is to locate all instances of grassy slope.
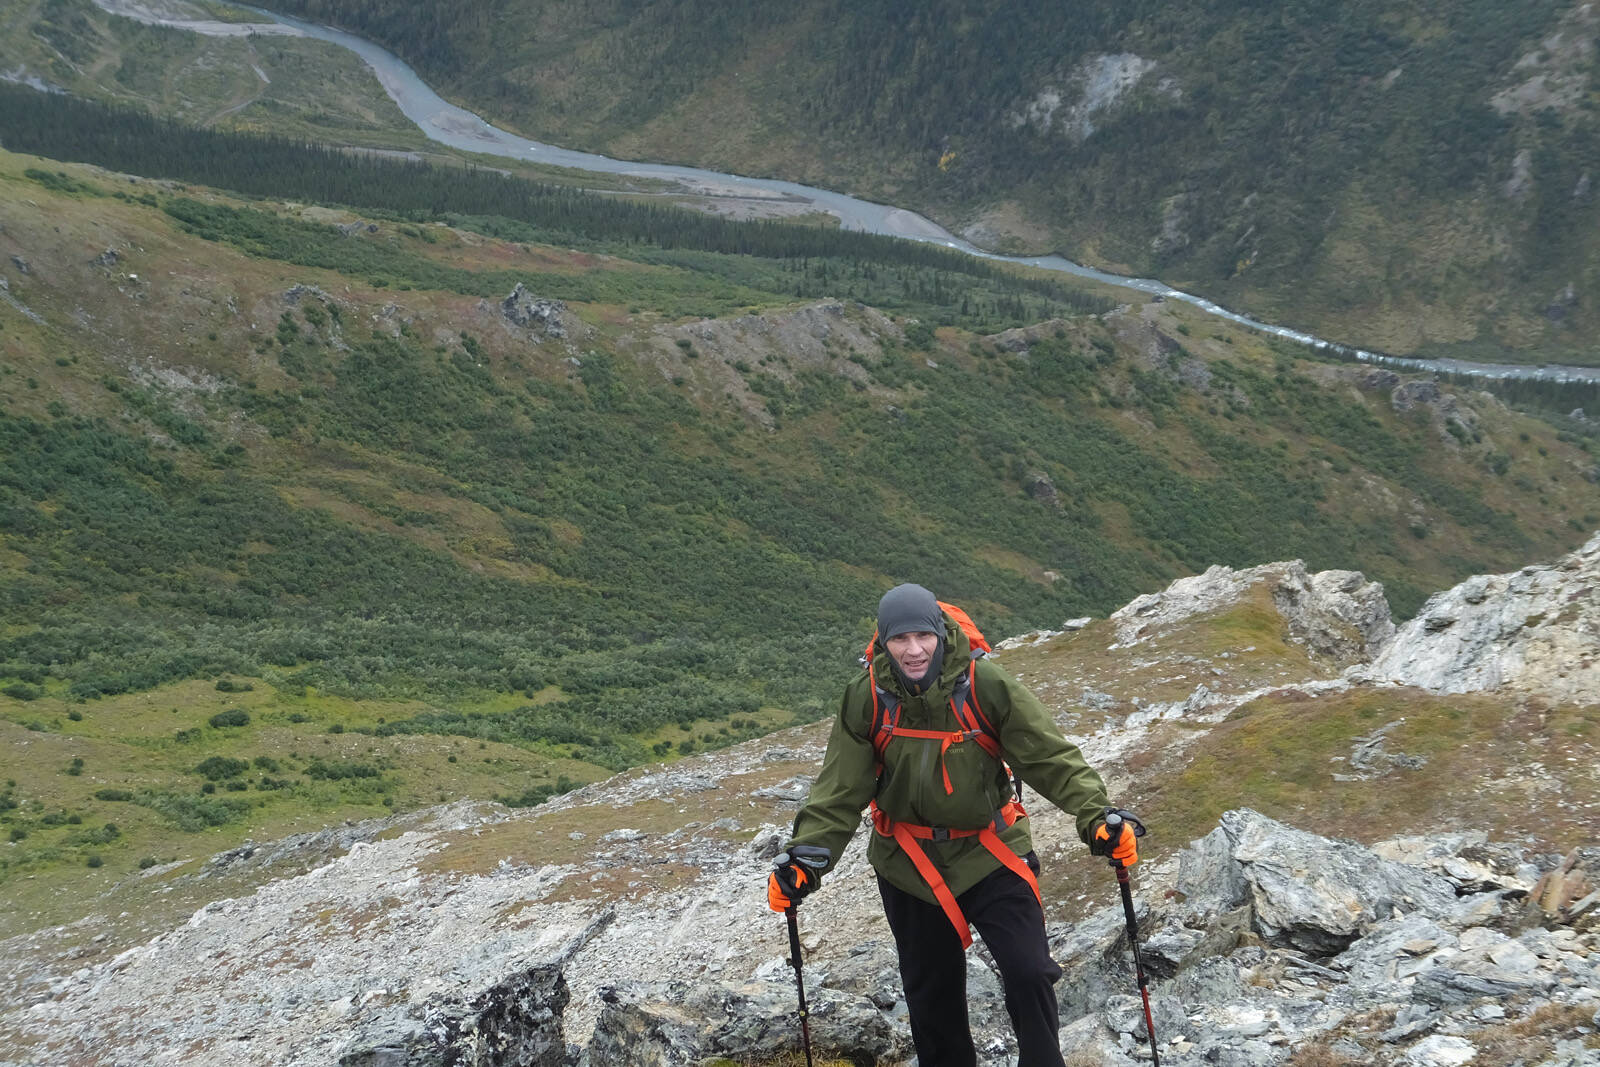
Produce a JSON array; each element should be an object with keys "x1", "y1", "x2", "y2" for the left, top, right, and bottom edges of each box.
[
  {"x1": 0, "y1": 0, "x2": 427, "y2": 150},
  {"x1": 0, "y1": 0, "x2": 658, "y2": 193},
  {"x1": 1, "y1": 148, "x2": 1598, "y2": 928},
  {"x1": 997, "y1": 599, "x2": 1600, "y2": 923},
  {"x1": 1146, "y1": 686, "x2": 1600, "y2": 851},
  {"x1": 258, "y1": 0, "x2": 1600, "y2": 365}
]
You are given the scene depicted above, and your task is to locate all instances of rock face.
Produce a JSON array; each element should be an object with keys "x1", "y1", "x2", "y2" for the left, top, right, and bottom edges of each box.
[
  {"x1": 1361, "y1": 531, "x2": 1600, "y2": 702},
  {"x1": 586, "y1": 977, "x2": 909, "y2": 1067},
  {"x1": 1053, "y1": 810, "x2": 1600, "y2": 1067},
  {"x1": 1109, "y1": 559, "x2": 1394, "y2": 662},
  {"x1": 502, "y1": 284, "x2": 568, "y2": 338}
]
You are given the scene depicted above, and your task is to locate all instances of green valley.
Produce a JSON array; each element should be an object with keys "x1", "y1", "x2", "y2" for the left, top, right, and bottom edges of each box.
[
  {"x1": 237, "y1": 0, "x2": 1600, "y2": 366},
  {"x1": 4, "y1": 10, "x2": 1600, "y2": 1066},
  {"x1": 1, "y1": 108, "x2": 1597, "y2": 912}
]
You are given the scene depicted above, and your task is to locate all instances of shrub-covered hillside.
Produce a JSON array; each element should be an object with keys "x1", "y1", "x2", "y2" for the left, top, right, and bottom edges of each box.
[
  {"x1": 1, "y1": 141, "x2": 1597, "y2": 898},
  {"x1": 251, "y1": 0, "x2": 1600, "y2": 365}
]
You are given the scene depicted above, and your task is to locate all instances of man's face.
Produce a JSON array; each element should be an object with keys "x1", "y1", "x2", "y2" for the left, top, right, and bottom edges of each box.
[{"x1": 885, "y1": 631, "x2": 940, "y2": 679}]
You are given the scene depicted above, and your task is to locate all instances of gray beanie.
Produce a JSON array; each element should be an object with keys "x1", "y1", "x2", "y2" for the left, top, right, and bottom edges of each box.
[{"x1": 877, "y1": 583, "x2": 946, "y2": 641}]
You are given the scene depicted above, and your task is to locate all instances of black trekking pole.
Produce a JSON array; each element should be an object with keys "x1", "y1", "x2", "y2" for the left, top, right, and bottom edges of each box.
[
  {"x1": 1105, "y1": 811, "x2": 1159, "y2": 1067},
  {"x1": 784, "y1": 904, "x2": 815, "y2": 1067},
  {"x1": 774, "y1": 846, "x2": 828, "y2": 1066}
]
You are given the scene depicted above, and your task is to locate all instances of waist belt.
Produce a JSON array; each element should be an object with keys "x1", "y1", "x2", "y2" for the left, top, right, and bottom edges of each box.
[{"x1": 870, "y1": 798, "x2": 1038, "y2": 948}]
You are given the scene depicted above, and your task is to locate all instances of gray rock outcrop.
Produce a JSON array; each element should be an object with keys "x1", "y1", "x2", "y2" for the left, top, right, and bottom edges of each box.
[
  {"x1": 1389, "y1": 380, "x2": 1481, "y2": 446},
  {"x1": 339, "y1": 963, "x2": 568, "y2": 1067},
  {"x1": 1110, "y1": 559, "x2": 1394, "y2": 662},
  {"x1": 284, "y1": 283, "x2": 335, "y2": 306},
  {"x1": 1024, "y1": 470, "x2": 1060, "y2": 507},
  {"x1": 8, "y1": 545, "x2": 1600, "y2": 1067},
  {"x1": 1054, "y1": 809, "x2": 1600, "y2": 1066},
  {"x1": 1195, "y1": 810, "x2": 1459, "y2": 954},
  {"x1": 1360, "y1": 531, "x2": 1600, "y2": 702},
  {"x1": 7, "y1": 786, "x2": 1596, "y2": 1067},
  {"x1": 502, "y1": 284, "x2": 568, "y2": 338},
  {"x1": 587, "y1": 977, "x2": 909, "y2": 1066}
]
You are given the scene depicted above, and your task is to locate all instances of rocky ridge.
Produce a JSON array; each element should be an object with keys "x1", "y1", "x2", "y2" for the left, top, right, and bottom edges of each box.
[
  {"x1": 1361, "y1": 531, "x2": 1600, "y2": 704},
  {"x1": 1108, "y1": 559, "x2": 1394, "y2": 663},
  {"x1": 1, "y1": 537, "x2": 1596, "y2": 1066},
  {"x1": 643, "y1": 300, "x2": 899, "y2": 425}
]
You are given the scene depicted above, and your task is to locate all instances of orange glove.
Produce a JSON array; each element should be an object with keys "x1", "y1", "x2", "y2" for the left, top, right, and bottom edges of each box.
[
  {"x1": 767, "y1": 844, "x2": 830, "y2": 912},
  {"x1": 1090, "y1": 809, "x2": 1145, "y2": 867},
  {"x1": 767, "y1": 866, "x2": 813, "y2": 912}
]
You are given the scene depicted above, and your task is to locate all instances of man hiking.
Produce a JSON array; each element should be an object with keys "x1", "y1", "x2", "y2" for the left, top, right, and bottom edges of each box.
[{"x1": 767, "y1": 583, "x2": 1143, "y2": 1067}]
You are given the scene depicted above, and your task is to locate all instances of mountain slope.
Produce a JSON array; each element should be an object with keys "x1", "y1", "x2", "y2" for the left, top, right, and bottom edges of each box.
[
  {"x1": 0, "y1": 0, "x2": 425, "y2": 150},
  {"x1": 2, "y1": 540, "x2": 1595, "y2": 1065},
  {"x1": 248, "y1": 0, "x2": 1600, "y2": 366},
  {"x1": 2, "y1": 144, "x2": 1598, "y2": 921}
]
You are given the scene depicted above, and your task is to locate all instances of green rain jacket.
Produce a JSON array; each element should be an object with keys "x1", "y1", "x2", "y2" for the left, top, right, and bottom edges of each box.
[{"x1": 788, "y1": 612, "x2": 1111, "y2": 904}]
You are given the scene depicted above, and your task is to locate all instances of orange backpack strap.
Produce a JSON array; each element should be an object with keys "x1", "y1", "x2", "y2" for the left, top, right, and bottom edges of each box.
[
  {"x1": 866, "y1": 652, "x2": 901, "y2": 767},
  {"x1": 887, "y1": 817, "x2": 971, "y2": 943}
]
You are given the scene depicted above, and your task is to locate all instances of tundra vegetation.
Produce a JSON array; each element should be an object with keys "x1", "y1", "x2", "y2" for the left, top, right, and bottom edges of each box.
[{"x1": 0, "y1": 113, "x2": 1597, "y2": 921}]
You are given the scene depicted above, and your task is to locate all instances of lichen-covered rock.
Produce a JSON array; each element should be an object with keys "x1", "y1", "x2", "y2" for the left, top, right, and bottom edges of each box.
[
  {"x1": 1360, "y1": 531, "x2": 1600, "y2": 702},
  {"x1": 502, "y1": 284, "x2": 568, "y2": 337},
  {"x1": 1110, "y1": 559, "x2": 1392, "y2": 663},
  {"x1": 585, "y1": 978, "x2": 909, "y2": 1066}
]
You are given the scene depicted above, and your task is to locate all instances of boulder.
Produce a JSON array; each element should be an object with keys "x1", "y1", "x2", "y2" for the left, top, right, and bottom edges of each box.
[
  {"x1": 1403, "y1": 1035, "x2": 1477, "y2": 1066},
  {"x1": 1282, "y1": 567, "x2": 1396, "y2": 660},
  {"x1": 1529, "y1": 847, "x2": 1600, "y2": 929},
  {"x1": 1110, "y1": 560, "x2": 1392, "y2": 662},
  {"x1": 1360, "y1": 532, "x2": 1600, "y2": 702},
  {"x1": 586, "y1": 978, "x2": 909, "y2": 1066},
  {"x1": 338, "y1": 963, "x2": 568, "y2": 1066},
  {"x1": 1213, "y1": 809, "x2": 1458, "y2": 954},
  {"x1": 1024, "y1": 470, "x2": 1060, "y2": 507},
  {"x1": 1333, "y1": 913, "x2": 1459, "y2": 991},
  {"x1": 502, "y1": 284, "x2": 568, "y2": 337},
  {"x1": 1053, "y1": 901, "x2": 1143, "y2": 1021},
  {"x1": 1370, "y1": 832, "x2": 1536, "y2": 895}
]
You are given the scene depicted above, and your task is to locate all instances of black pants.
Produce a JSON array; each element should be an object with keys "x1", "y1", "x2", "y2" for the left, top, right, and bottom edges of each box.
[{"x1": 878, "y1": 855, "x2": 1065, "y2": 1067}]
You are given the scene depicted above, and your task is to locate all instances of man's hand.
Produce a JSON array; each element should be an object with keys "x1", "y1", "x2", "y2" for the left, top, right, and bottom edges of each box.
[
  {"x1": 1089, "y1": 808, "x2": 1146, "y2": 867},
  {"x1": 767, "y1": 844, "x2": 831, "y2": 912}
]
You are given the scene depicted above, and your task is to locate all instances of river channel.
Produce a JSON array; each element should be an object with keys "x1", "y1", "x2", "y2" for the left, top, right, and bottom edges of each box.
[{"x1": 101, "y1": 0, "x2": 1600, "y2": 384}]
